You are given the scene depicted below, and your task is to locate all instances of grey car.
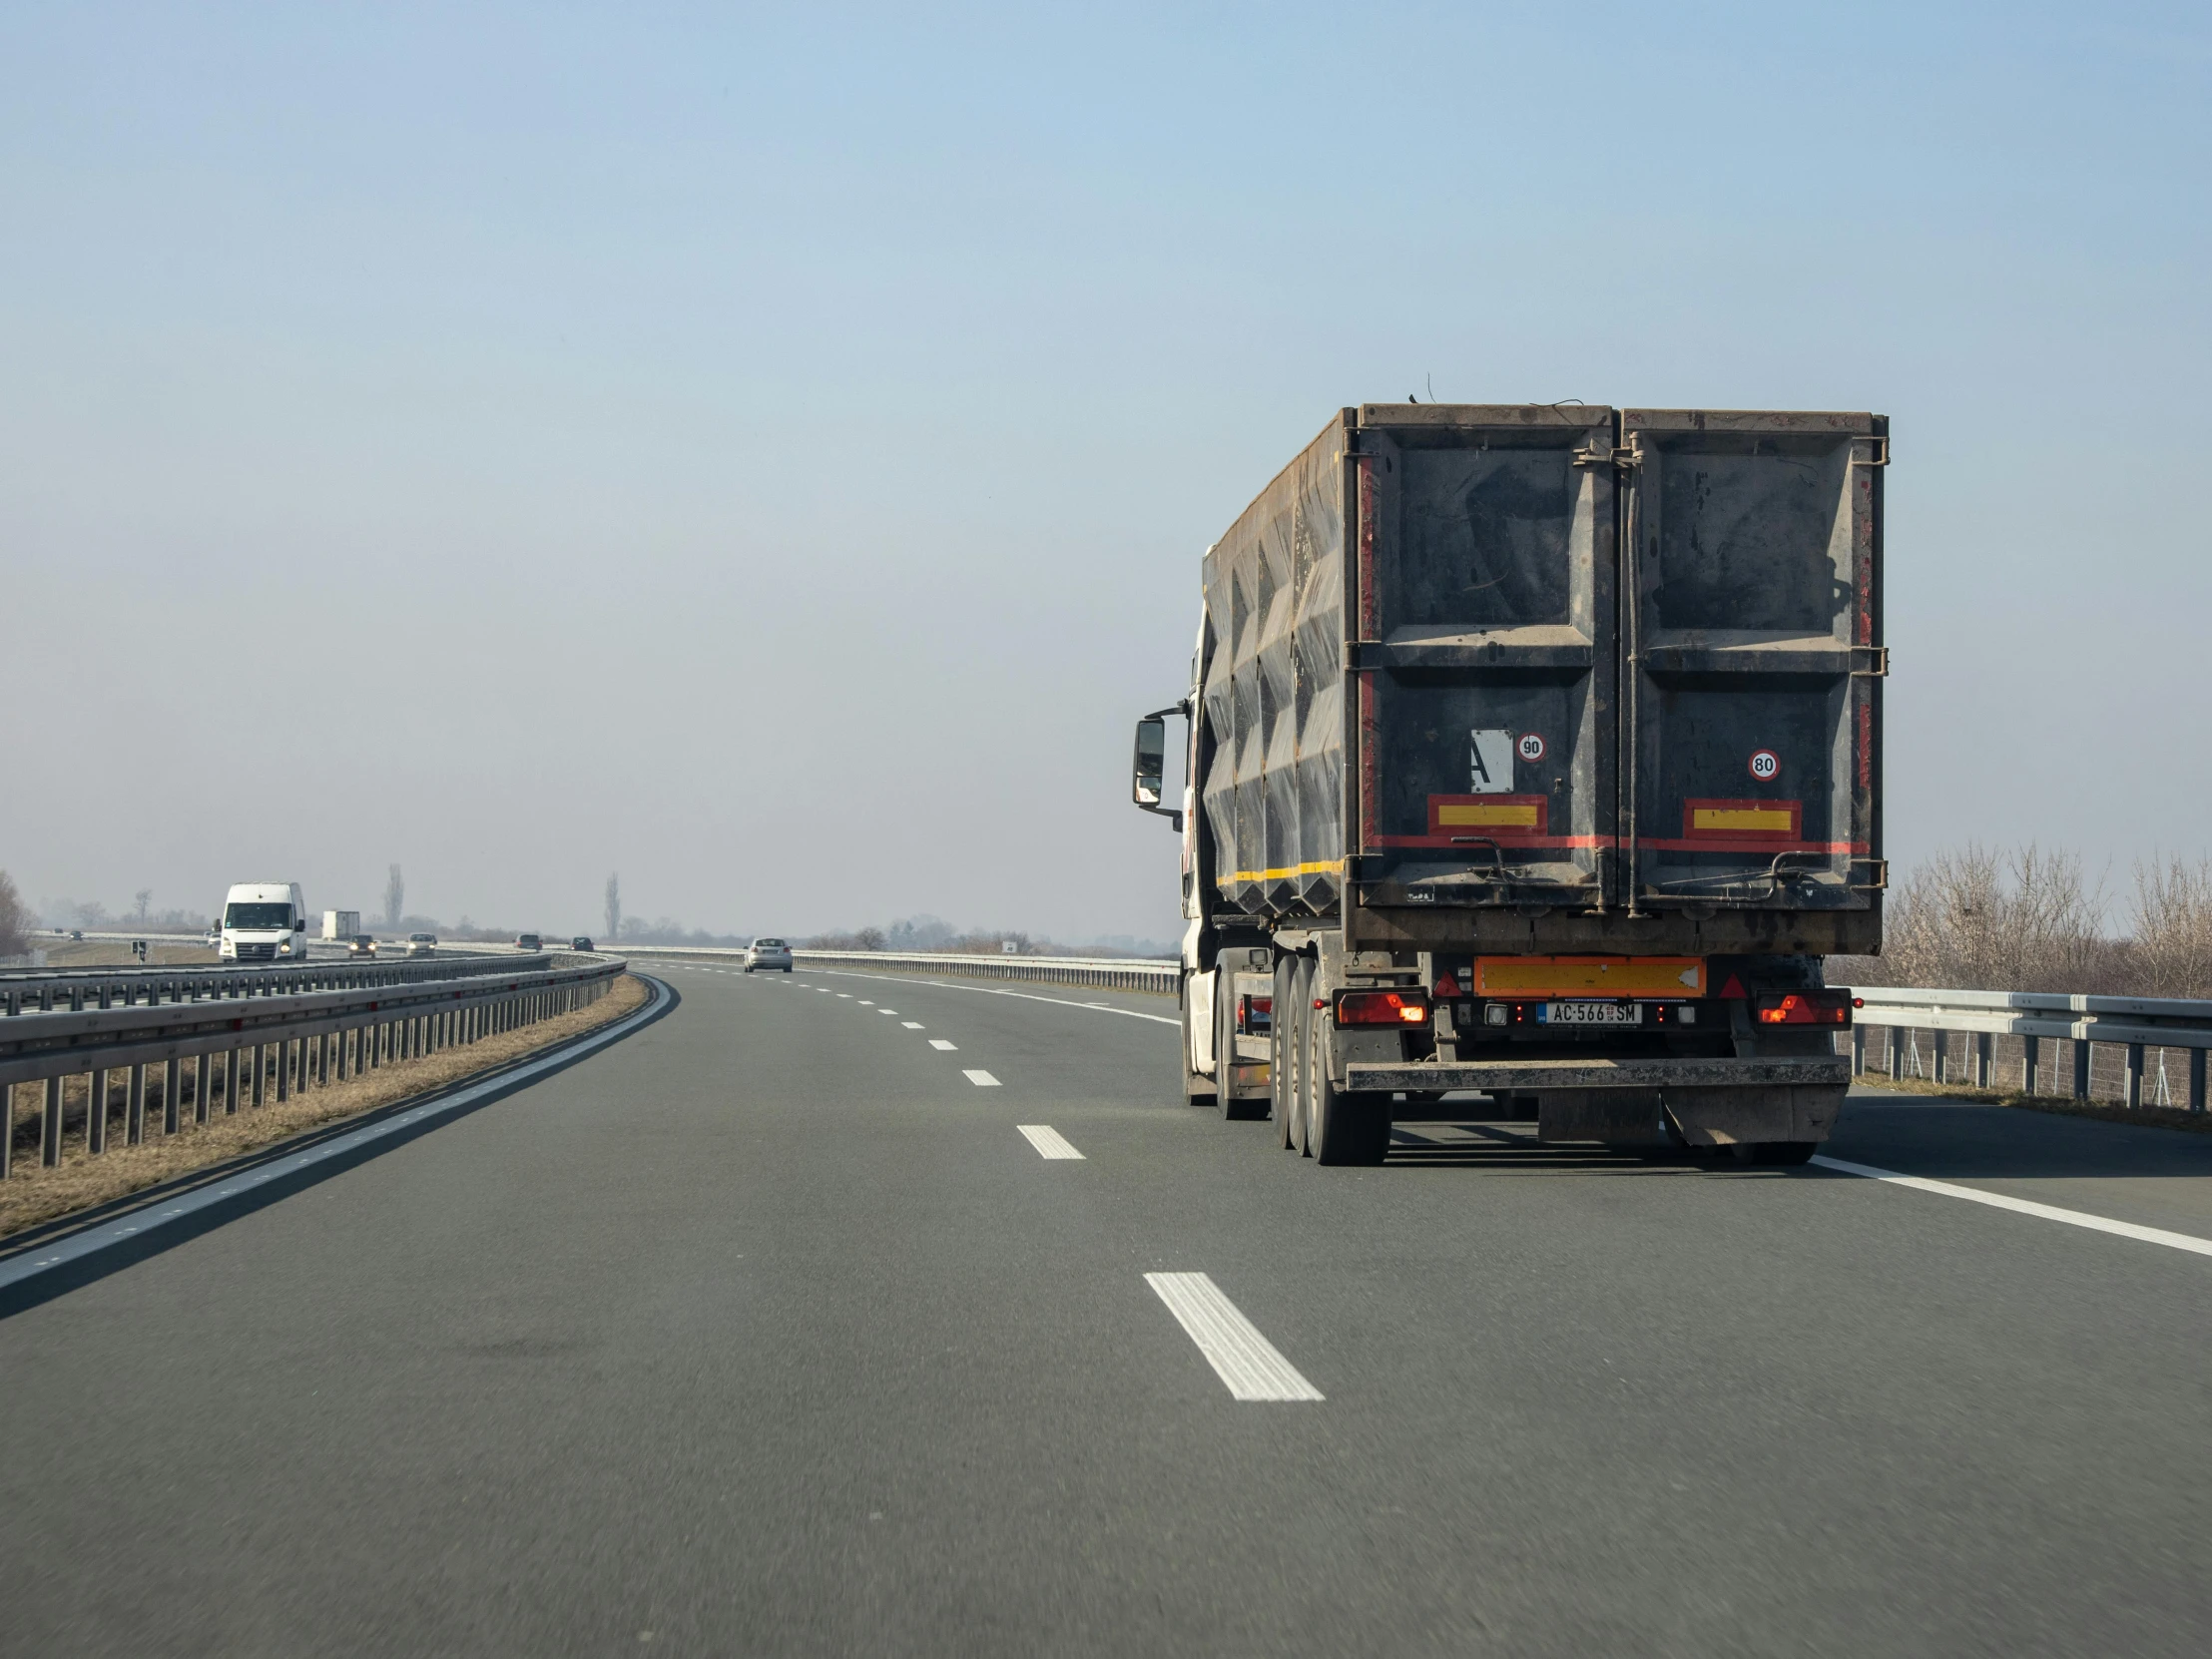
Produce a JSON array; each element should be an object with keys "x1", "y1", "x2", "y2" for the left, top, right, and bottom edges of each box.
[{"x1": 745, "y1": 937, "x2": 793, "y2": 973}]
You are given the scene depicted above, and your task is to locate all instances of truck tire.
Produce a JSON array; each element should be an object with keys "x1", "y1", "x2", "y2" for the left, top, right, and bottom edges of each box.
[
  {"x1": 1283, "y1": 959, "x2": 1309, "y2": 1159},
  {"x1": 1304, "y1": 995, "x2": 1390, "y2": 1165},
  {"x1": 1272, "y1": 955, "x2": 1298, "y2": 1146},
  {"x1": 1216, "y1": 974, "x2": 1265, "y2": 1120}
]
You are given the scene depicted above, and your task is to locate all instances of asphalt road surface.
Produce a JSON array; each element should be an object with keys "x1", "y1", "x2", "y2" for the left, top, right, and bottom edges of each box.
[{"x1": 3, "y1": 963, "x2": 2209, "y2": 1657}]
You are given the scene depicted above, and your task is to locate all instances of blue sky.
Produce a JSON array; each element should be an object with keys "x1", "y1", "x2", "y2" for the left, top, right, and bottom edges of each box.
[{"x1": 4, "y1": 3, "x2": 2207, "y2": 937}]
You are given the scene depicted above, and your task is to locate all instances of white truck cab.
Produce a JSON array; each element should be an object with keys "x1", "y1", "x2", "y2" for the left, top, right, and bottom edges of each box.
[{"x1": 221, "y1": 882, "x2": 308, "y2": 963}]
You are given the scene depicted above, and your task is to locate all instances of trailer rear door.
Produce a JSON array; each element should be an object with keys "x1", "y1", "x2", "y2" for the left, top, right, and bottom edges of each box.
[{"x1": 1617, "y1": 409, "x2": 1885, "y2": 913}]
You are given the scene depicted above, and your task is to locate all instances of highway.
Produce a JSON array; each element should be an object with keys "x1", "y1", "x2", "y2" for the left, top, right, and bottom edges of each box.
[{"x1": 2, "y1": 962, "x2": 2209, "y2": 1656}]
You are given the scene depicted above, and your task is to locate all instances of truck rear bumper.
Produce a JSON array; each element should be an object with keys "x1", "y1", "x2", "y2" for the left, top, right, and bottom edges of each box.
[{"x1": 1344, "y1": 1055, "x2": 1849, "y2": 1147}]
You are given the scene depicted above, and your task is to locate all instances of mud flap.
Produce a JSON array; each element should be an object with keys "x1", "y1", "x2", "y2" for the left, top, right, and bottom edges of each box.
[
  {"x1": 1536, "y1": 1091, "x2": 1668, "y2": 1145},
  {"x1": 1661, "y1": 1085, "x2": 1845, "y2": 1148}
]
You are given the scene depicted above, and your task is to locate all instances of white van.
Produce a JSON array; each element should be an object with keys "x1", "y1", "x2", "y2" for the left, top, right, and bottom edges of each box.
[{"x1": 221, "y1": 882, "x2": 308, "y2": 962}]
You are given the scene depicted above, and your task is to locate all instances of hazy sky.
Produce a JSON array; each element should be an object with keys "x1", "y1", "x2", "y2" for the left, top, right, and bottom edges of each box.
[{"x1": 4, "y1": 3, "x2": 2208, "y2": 940}]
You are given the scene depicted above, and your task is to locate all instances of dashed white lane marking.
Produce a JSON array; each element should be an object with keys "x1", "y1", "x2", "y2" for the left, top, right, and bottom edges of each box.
[
  {"x1": 1812, "y1": 1156, "x2": 2212, "y2": 1259},
  {"x1": 902, "y1": 1021, "x2": 924, "y2": 1029},
  {"x1": 1144, "y1": 1273, "x2": 1324, "y2": 1402},
  {"x1": 963, "y1": 1069, "x2": 1001, "y2": 1086},
  {"x1": 858, "y1": 1000, "x2": 873, "y2": 1005},
  {"x1": 836, "y1": 994, "x2": 852, "y2": 999},
  {"x1": 878, "y1": 1009, "x2": 897, "y2": 1015},
  {"x1": 1017, "y1": 1125, "x2": 1084, "y2": 1160},
  {"x1": 815, "y1": 968, "x2": 1179, "y2": 1026},
  {"x1": 929, "y1": 1039, "x2": 957, "y2": 1051}
]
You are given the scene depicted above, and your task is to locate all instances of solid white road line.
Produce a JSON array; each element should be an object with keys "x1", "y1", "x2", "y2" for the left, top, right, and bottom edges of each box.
[
  {"x1": 1016, "y1": 1125, "x2": 1084, "y2": 1160},
  {"x1": 929, "y1": 1039, "x2": 957, "y2": 1051},
  {"x1": 1812, "y1": 1156, "x2": 2212, "y2": 1259},
  {"x1": 963, "y1": 1069, "x2": 1001, "y2": 1087},
  {"x1": 1144, "y1": 1273, "x2": 1324, "y2": 1402},
  {"x1": 902, "y1": 1021, "x2": 924, "y2": 1029}
]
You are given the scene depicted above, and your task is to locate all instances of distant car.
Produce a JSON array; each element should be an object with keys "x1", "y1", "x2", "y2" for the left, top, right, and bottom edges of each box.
[
  {"x1": 347, "y1": 935, "x2": 378, "y2": 957},
  {"x1": 405, "y1": 932, "x2": 437, "y2": 958},
  {"x1": 68, "y1": 930, "x2": 83, "y2": 941},
  {"x1": 515, "y1": 933, "x2": 542, "y2": 952},
  {"x1": 745, "y1": 937, "x2": 794, "y2": 973},
  {"x1": 571, "y1": 936, "x2": 595, "y2": 951}
]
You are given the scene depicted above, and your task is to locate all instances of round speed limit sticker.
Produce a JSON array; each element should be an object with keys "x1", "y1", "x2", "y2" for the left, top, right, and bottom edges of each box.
[
  {"x1": 1516, "y1": 733, "x2": 1545, "y2": 763},
  {"x1": 1748, "y1": 749, "x2": 1781, "y2": 782}
]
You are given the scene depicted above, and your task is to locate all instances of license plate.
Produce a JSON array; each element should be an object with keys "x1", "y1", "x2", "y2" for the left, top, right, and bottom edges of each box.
[{"x1": 1538, "y1": 1000, "x2": 1641, "y2": 1026}]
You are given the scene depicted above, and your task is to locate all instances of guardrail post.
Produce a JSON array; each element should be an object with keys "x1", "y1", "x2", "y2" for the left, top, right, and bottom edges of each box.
[
  {"x1": 127, "y1": 1062, "x2": 146, "y2": 1144},
  {"x1": 1973, "y1": 1033, "x2": 1991, "y2": 1088},
  {"x1": 2192, "y1": 1049, "x2": 2207, "y2": 1114},
  {"x1": 2071, "y1": 1039, "x2": 2090, "y2": 1101},
  {"x1": 1886, "y1": 1028, "x2": 1902, "y2": 1080},
  {"x1": 87, "y1": 1068, "x2": 108, "y2": 1154},
  {"x1": 224, "y1": 1048, "x2": 241, "y2": 1113},
  {"x1": 1851, "y1": 1026, "x2": 1866, "y2": 1072},
  {"x1": 165, "y1": 1059, "x2": 182, "y2": 1135},
  {"x1": 195, "y1": 1054, "x2": 212, "y2": 1123},
  {"x1": 1931, "y1": 1031, "x2": 1948, "y2": 1084},
  {"x1": 276, "y1": 1040, "x2": 292, "y2": 1102},
  {"x1": 2125, "y1": 1043, "x2": 2145, "y2": 1110},
  {"x1": 2022, "y1": 1035, "x2": 2039, "y2": 1095},
  {"x1": 42, "y1": 1076, "x2": 63, "y2": 1165},
  {"x1": 252, "y1": 1044, "x2": 267, "y2": 1108}
]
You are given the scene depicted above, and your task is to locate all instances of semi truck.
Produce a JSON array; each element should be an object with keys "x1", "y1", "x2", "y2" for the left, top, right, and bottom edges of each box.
[
  {"x1": 220, "y1": 882, "x2": 308, "y2": 962},
  {"x1": 1131, "y1": 403, "x2": 1884, "y2": 1166},
  {"x1": 321, "y1": 909, "x2": 361, "y2": 941}
]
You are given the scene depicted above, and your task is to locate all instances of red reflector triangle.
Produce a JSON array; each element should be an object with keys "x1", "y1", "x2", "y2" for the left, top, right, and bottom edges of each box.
[
  {"x1": 1718, "y1": 973, "x2": 1747, "y2": 1000},
  {"x1": 1433, "y1": 974, "x2": 1460, "y2": 998}
]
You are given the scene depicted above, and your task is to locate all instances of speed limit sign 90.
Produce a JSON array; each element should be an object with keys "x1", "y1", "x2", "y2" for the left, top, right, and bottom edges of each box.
[{"x1": 1748, "y1": 750, "x2": 1780, "y2": 782}]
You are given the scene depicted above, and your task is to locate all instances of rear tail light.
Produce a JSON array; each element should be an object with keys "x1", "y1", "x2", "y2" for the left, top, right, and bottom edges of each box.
[
  {"x1": 1755, "y1": 991, "x2": 1853, "y2": 1026},
  {"x1": 1337, "y1": 990, "x2": 1430, "y2": 1026}
]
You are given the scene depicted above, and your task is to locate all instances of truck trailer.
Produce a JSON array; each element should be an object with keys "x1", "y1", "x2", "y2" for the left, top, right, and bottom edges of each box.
[
  {"x1": 1131, "y1": 403, "x2": 1884, "y2": 1165},
  {"x1": 321, "y1": 909, "x2": 360, "y2": 941}
]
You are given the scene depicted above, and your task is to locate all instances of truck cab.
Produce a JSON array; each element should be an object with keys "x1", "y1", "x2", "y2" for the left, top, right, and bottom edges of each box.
[{"x1": 221, "y1": 882, "x2": 308, "y2": 963}]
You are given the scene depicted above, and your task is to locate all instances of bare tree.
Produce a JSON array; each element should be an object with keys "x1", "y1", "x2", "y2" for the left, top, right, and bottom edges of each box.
[
  {"x1": 1882, "y1": 843, "x2": 2110, "y2": 991},
  {"x1": 134, "y1": 888, "x2": 152, "y2": 925},
  {"x1": 384, "y1": 864, "x2": 405, "y2": 933},
  {"x1": 604, "y1": 871, "x2": 622, "y2": 943},
  {"x1": 2130, "y1": 853, "x2": 2212, "y2": 999},
  {"x1": 0, "y1": 869, "x2": 30, "y2": 957}
]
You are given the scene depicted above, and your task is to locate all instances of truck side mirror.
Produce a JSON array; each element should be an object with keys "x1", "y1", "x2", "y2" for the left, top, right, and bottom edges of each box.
[
  {"x1": 1132, "y1": 717, "x2": 1166, "y2": 807},
  {"x1": 1130, "y1": 703, "x2": 1188, "y2": 830}
]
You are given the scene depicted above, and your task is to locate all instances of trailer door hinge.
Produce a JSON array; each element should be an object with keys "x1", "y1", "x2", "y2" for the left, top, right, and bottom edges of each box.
[
  {"x1": 1850, "y1": 646, "x2": 1890, "y2": 677},
  {"x1": 1572, "y1": 444, "x2": 1639, "y2": 470}
]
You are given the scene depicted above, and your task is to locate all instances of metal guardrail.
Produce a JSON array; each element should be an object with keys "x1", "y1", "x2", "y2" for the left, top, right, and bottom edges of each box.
[
  {"x1": 613, "y1": 943, "x2": 1179, "y2": 994},
  {"x1": 2, "y1": 953, "x2": 563, "y2": 1014},
  {"x1": 1850, "y1": 986, "x2": 2211, "y2": 1112},
  {"x1": 2, "y1": 956, "x2": 627, "y2": 1176}
]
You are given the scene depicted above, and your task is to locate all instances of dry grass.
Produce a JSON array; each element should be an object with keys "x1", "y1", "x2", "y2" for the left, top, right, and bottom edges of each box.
[
  {"x1": 1, "y1": 972, "x2": 649, "y2": 1241},
  {"x1": 30, "y1": 941, "x2": 221, "y2": 968}
]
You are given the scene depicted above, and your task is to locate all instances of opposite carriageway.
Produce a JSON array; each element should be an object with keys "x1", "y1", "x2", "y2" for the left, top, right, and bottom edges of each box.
[{"x1": 0, "y1": 953, "x2": 627, "y2": 1174}]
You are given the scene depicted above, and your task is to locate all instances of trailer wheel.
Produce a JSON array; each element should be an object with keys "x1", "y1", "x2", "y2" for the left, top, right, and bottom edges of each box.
[
  {"x1": 1279, "y1": 958, "x2": 1310, "y2": 1151},
  {"x1": 1216, "y1": 974, "x2": 1265, "y2": 1120},
  {"x1": 1305, "y1": 997, "x2": 1390, "y2": 1166},
  {"x1": 1270, "y1": 955, "x2": 1296, "y2": 1143},
  {"x1": 1753, "y1": 1141, "x2": 1819, "y2": 1166}
]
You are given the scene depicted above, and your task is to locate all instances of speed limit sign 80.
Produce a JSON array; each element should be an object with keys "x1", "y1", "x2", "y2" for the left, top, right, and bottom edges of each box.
[{"x1": 1748, "y1": 750, "x2": 1780, "y2": 782}]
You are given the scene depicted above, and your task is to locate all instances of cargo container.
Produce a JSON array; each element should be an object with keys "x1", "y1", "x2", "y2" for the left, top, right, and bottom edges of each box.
[
  {"x1": 321, "y1": 909, "x2": 360, "y2": 941},
  {"x1": 1130, "y1": 404, "x2": 1884, "y2": 1164}
]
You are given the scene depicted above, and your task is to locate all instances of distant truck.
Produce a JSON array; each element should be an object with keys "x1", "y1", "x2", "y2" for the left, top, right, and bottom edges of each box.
[
  {"x1": 321, "y1": 909, "x2": 361, "y2": 941},
  {"x1": 1132, "y1": 403, "x2": 1885, "y2": 1165},
  {"x1": 222, "y1": 882, "x2": 308, "y2": 963}
]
